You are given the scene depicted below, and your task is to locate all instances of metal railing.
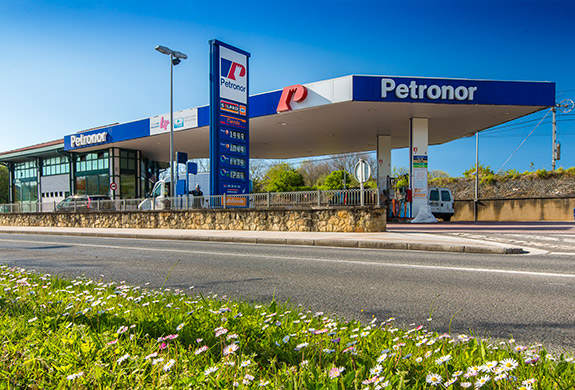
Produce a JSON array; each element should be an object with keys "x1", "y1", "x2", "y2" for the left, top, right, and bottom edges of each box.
[{"x1": 0, "y1": 188, "x2": 381, "y2": 214}]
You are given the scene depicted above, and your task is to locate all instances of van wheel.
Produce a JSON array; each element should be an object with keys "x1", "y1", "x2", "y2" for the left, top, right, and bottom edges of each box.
[{"x1": 443, "y1": 216, "x2": 451, "y2": 222}]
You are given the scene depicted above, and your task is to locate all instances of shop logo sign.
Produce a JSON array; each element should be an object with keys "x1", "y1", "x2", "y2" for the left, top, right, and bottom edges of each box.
[{"x1": 277, "y1": 84, "x2": 308, "y2": 112}]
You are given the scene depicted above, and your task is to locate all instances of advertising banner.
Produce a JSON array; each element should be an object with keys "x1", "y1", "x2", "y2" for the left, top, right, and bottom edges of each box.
[
  {"x1": 209, "y1": 40, "x2": 250, "y2": 201},
  {"x1": 150, "y1": 108, "x2": 198, "y2": 136}
]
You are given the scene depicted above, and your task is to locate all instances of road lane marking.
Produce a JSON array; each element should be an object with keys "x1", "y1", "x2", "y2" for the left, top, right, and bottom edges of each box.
[{"x1": 1, "y1": 237, "x2": 575, "y2": 279}]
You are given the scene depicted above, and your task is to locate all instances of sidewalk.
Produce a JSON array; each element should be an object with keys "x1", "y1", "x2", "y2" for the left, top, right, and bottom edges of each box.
[{"x1": 0, "y1": 225, "x2": 523, "y2": 254}]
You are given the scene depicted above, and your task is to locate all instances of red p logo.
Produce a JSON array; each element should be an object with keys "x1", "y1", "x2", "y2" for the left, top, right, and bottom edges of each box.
[{"x1": 277, "y1": 84, "x2": 308, "y2": 112}]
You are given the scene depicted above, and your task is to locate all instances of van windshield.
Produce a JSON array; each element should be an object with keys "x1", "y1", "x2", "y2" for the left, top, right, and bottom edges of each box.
[{"x1": 152, "y1": 183, "x2": 162, "y2": 197}]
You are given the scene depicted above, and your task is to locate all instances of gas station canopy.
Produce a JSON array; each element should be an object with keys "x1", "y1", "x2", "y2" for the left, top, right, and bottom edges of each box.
[{"x1": 61, "y1": 75, "x2": 555, "y2": 161}]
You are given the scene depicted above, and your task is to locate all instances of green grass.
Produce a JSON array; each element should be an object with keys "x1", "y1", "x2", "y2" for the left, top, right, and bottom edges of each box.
[{"x1": 1, "y1": 265, "x2": 574, "y2": 389}]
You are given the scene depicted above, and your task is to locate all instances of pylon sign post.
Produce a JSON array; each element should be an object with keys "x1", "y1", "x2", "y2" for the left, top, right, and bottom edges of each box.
[
  {"x1": 354, "y1": 159, "x2": 371, "y2": 206},
  {"x1": 209, "y1": 40, "x2": 250, "y2": 203}
]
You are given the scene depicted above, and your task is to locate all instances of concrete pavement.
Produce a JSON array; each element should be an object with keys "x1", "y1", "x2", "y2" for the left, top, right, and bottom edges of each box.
[{"x1": 0, "y1": 224, "x2": 524, "y2": 254}]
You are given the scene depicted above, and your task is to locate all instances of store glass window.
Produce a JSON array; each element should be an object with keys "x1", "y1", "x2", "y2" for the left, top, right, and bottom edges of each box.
[
  {"x1": 120, "y1": 150, "x2": 137, "y2": 171},
  {"x1": 14, "y1": 180, "x2": 38, "y2": 203},
  {"x1": 14, "y1": 161, "x2": 37, "y2": 180},
  {"x1": 14, "y1": 161, "x2": 38, "y2": 203},
  {"x1": 119, "y1": 150, "x2": 138, "y2": 198},
  {"x1": 120, "y1": 174, "x2": 136, "y2": 199},
  {"x1": 76, "y1": 151, "x2": 109, "y2": 174},
  {"x1": 76, "y1": 174, "x2": 109, "y2": 196},
  {"x1": 75, "y1": 151, "x2": 110, "y2": 196},
  {"x1": 42, "y1": 156, "x2": 70, "y2": 176}
]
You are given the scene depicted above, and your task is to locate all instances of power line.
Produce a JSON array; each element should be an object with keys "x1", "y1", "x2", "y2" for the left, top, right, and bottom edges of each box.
[
  {"x1": 482, "y1": 115, "x2": 575, "y2": 136},
  {"x1": 483, "y1": 112, "x2": 575, "y2": 132},
  {"x1": 483, "y1": 120, "x2": 575, "y2": 136},
  {"x1": 495, "y1": 109, "x2": 553, "y2": 174}
]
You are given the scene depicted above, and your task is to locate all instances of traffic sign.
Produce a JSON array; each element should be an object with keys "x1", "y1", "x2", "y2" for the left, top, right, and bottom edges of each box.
[
  {"x1": 110, "y1": 182, "x2": 117, "y2": 191},
  {"x1": 354, "y1": 159, "x2": 371, "y2": 183}
]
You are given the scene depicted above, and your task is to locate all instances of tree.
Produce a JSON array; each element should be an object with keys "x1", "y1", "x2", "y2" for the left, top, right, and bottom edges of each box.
[
  {"x1": 327, "y1": 152, "x2": 376, "y2": 177},
  {"x1": 298, "y1": 152, "x2": 378, "y2": 188},
  {"x1": 0, "y1": 165, "x2": 8, "y2": 204},
  {"x1": 321, "y1": 170, "x2": 352, "y2": 190},
  {"x1": 262, "y1": 163, "x2": 306, "y2": 192},
  {"x1": 392, "y1": 166, "x2": 409, "y2": 177},
  {"x1": 249, "y1": 159, "x2": 270, "y2": 193},
  {"x1": 298, "y1": 159, "x2": 332, "y2": 187}
]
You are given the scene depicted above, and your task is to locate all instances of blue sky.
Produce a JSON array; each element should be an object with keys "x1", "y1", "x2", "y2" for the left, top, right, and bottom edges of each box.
[{"x1": 1, "y1": 0, "x2": 573, "y2": 176}]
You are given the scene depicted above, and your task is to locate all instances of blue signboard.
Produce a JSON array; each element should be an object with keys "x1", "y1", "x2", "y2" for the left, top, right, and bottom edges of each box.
[
  {"x1": 209, "y1": 40, "x2": 250, "y2": 199},
  {"x1": 352, "y1": 76, "x2": 555, "y2": 107},
  {"x1": 64, "y1": 118, "x2": 150, "y2": 151}
]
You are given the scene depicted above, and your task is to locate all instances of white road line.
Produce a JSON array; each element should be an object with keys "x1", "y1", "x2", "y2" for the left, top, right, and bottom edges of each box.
[{"x1": 1, "y1": 237, "x2": 575, "y2": 279}]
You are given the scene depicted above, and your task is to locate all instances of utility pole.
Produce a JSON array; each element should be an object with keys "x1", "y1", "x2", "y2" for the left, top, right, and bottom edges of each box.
[
  {"x1": 474, "y1": 132, "x2": 479, "y2": 222},
  {"x1": 552, "y1": 106, "x2": 557, "y2": 171},
  {"x1": 552, "y1": 99, "x2": 574, "y2": 170}
]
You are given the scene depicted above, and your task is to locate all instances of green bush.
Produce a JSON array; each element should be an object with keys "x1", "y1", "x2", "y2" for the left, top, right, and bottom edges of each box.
[
  {"x1": 463, "y1": 164, "x2": 494, "y2": 178},
  {"x1": 535, "y1": 169, "x2": 549, "y2": 179},
  {"x1": 480, "y1": 174, "x2": 496, "y2": 185},
  {"x1": 501, "y1": 169, "x2": 521, "y2": 180}
]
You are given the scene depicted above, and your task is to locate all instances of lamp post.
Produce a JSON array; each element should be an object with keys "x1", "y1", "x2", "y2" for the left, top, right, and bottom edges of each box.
[{"x1": 155, "y1": 45, "x2": 188, "y2": 200}]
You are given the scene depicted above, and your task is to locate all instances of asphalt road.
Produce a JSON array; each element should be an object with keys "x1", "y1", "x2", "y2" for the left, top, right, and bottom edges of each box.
[
  {"x1": 1, "y1": 233, "x2": 575, "y2": 352},
  {"x1": 388, "y1": 221, "x2": 575, "y2": 254}
]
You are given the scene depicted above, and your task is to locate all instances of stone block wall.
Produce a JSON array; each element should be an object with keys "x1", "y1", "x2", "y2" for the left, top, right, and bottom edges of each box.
[
  {"x1": 454, "y1": 197, "x2": 575, "y2": 221},
  {"x1": 0, "y1": 207, "x2": 387, "y2": 232}
]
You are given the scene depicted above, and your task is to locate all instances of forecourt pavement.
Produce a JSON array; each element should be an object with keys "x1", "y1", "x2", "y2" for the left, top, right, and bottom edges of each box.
[{"x1": 0, "y1": 225, "x2": 522, "y2": 254}]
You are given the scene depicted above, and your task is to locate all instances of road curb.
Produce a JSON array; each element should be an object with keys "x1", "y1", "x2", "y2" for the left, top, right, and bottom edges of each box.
[{"x1": 0, "y1": 228, "x2": 523, "y2": 254}]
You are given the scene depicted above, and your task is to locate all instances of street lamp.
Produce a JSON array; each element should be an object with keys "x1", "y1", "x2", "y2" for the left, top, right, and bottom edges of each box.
[{"x1": 155, "y1": 45, "x2": 188, "y2": 200}]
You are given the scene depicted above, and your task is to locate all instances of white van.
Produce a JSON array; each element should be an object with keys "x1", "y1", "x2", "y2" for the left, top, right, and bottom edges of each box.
[
  {"x1": 428, "y1": 187, "x2": 454, "y2": 221},
  {"x1": 138, "y1": 180, "x2": 171, "y2": 210},
  {"x1": 138, "y1": 175, "x2": 209, "y2": 210}
]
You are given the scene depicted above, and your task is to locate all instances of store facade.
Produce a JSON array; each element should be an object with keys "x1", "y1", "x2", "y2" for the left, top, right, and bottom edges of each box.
[{"x1": 2, "y1": 142, "x2": 162, "y2": 205}]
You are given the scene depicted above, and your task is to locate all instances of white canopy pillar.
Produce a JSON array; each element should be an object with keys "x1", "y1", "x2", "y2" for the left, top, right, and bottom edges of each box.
[
  {"x1": 409, "y1": 118, "x2": 429, "y2": 218},
  {"x1": 376, "y1": 135, "x2": 392, "y2": 198}
]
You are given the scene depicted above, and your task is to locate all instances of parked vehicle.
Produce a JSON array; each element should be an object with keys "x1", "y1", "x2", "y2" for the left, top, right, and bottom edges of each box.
[
  {"x1": 55, "y1": 195, "x2": 113, "y2": 212},
  {"x1": 428, "y1": 187, "x2": 454, "y2": 221},
  {"x1": 138, "y1": 180, "x2": 171, "y2": 210},
  {"x1": 138, "y1": 174, "x2": 210, "y2": 210}
]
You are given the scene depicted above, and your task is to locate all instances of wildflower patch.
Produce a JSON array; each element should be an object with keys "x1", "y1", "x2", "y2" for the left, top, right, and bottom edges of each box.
[{"x1": 0, "y1": 264, "x2": 574, "y2": 388}]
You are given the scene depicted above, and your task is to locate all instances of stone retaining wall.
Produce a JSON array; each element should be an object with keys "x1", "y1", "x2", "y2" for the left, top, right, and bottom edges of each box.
[
  {"x1": 434, "y1": 175, "x2": 575, "y2": 199},
  {"x1": 0, "y1": 207, "x2": 387, "y2": 232},
  {"x1": 454, "y1": 197, "x2": 575, "y2": 221}
]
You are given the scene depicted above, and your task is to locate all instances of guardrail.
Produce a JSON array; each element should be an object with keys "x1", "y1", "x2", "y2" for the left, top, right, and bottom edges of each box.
[{"x1": 0, "y1": 188, "x2": 381, "y2": 213}]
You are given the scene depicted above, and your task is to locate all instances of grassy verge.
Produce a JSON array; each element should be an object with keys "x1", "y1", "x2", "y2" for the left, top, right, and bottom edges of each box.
[{"x1": 1, "y1": 264, "x2": 574, "y2": 389}]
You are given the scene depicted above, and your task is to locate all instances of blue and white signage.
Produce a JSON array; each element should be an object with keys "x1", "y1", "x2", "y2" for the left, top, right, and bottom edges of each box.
[
  {"x1": 209, "y1": 40, "x2": 250, "y2": 199},
  {"x1": 353, "y1": 76, "x2": 555, "y2": 106},
  {"x1": 64, "y1": 119, "x2": 150, "y2": 151},
  {"x1": 219, "y1": 46, "x2": 248, "y2": 104},
  {"x1": 150, "y1": 108, "x2": 198, "y2": 136},
  {"x1": 381, "y1": 78, "x2": 478, "y2": 102}
]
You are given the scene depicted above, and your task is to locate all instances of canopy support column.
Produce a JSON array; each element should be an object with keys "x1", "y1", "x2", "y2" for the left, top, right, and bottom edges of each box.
[
  {"x1": 376, "y1": 135, "x2": 391, "y2": 201},
  {"x1": 409, "y1": 118, "x2": 429, "y2": 218}
]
